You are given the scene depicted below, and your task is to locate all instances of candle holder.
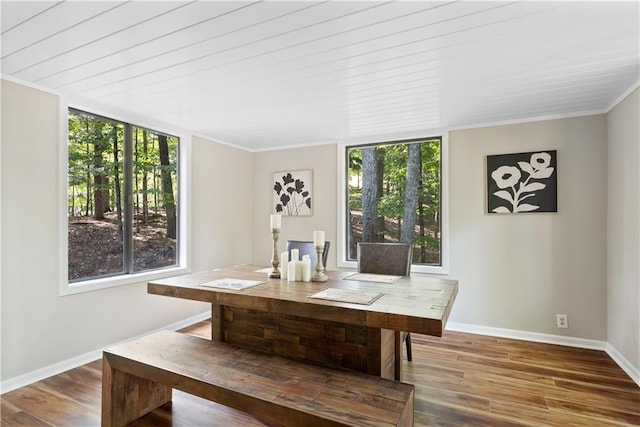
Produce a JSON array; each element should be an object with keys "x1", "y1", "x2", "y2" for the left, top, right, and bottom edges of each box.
[
  {"x1": 268, "y1": 229, "x2": 281, "y2": 279},
  {"x1": 311, "y1": 245, "x2": 327, "y2": 282}
]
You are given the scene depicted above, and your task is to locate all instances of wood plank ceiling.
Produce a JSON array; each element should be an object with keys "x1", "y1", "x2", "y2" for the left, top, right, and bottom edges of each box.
[{"x1": 1, "y1": 1, "x2": 638, "y2": 150}]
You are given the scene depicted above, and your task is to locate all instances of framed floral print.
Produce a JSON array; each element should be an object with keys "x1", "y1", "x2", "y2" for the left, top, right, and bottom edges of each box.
[
  {"x1": 487, "y1": 150, "x2": 557, "y2": 214},
  {"x1": 273, "y1": 170, "x2": 312, "y2": 216}
]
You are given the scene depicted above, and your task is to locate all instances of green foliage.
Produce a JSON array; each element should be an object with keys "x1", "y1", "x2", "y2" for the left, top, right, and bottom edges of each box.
[
  {"x1": 348, "y1": 188, "x2": 362, "y2": 211},
  {"x1": 67, "y1": 110, "x2": 178, "y2": 218},
  {"x1": 347, "y1": 138, "x2": 442, "y2": 265},
  {"x1": 377, "y1": 193, "x2": 403, "y2": 219}
]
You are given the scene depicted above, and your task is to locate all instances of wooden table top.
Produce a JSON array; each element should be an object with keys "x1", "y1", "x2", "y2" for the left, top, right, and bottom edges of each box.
[{"x1": 148, "y1": 264, "x2": 458, "y2": 337}]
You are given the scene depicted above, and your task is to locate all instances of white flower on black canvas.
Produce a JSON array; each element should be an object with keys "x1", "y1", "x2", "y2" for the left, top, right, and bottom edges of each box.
[{"x1": 490, "y1": 152, "x2": 555, "y2": 213}]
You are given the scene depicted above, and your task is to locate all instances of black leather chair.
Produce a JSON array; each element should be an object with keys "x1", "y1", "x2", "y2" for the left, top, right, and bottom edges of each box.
[
  {"x1": 285, "y1": 240, "x2": 330, "y2": 267},
  {"x1": 357, "y1": 242, "x2": 413, "y2": 361}
]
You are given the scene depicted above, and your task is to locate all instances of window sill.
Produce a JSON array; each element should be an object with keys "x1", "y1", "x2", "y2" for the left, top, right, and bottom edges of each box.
[{"x1": 59, "y1": 266, "x2": 189, "y2": 296}]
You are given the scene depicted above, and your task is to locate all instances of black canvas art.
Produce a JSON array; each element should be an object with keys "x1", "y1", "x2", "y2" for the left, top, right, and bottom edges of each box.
[{"x1": 487, "y1": 150, "x2": 557, "y2": 214}]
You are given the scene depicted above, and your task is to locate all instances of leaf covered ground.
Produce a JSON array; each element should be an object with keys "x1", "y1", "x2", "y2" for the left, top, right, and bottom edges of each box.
[{"x1": 68, "y1": 211, "x2": 175, "y2": 280}]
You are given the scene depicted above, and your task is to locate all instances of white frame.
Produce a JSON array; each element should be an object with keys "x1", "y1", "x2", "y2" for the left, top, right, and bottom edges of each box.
[
  {"x1": 336, "y1": 131, "x2": 449, "y2": 275},
  {"x1": 58, "y1": 96, "x2": 191, "y2": 296}
]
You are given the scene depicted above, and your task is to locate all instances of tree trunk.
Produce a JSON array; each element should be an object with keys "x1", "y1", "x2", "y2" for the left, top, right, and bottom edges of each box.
[
  {"x1": 93, "y1": 135, "x2": 107, "y2": 220},
  {"x1": 348, "y1": 205, "x2": 354, "y2": 259},
  {"x1": 84, "y1": 123, "x2": 91, "y2": 217},
  {"x1": 375, "y1": 149, "x2": 385, "y2": 242},
  {"x1": 400, "y1": 143, "x2": 421, "y2": 245},
  {"x1": 418, "y1": 149, "x2": 426, "y2": 262},
  {"x1": 134, "y1": 130, "x2": 139, "y2": 231},
  {"x1": 142, "y1": 131, "x2": 149, "y2": 224},
  {"x1": 93, "y1": 125, "x2": 109, "y2": 220},
  {"x1": 158, "y1": 135, "x2": 176, "y2": 239},
  {"x1": 104, "y1": 176, "x2": 111, "y2": 213},
  {"x1": 361, "y1": 147, "x2": 380, "y2": 243},
  {"x1": 112, "y1": 127, "x2": 123, "y2": 245},
  {"x1": 71, "y1": 186, "x2": 75, "y2": 216}
]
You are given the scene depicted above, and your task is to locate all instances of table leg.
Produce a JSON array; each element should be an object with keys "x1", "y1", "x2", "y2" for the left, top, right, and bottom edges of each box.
[
  {"x1": 394, "y1": 331, "x2": 403, "y2": 381},
  {"x1": 211, "y1": 302, "x2": 223, "y2": 342}
]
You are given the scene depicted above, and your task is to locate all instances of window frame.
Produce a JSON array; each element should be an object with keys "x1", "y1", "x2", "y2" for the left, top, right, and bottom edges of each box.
[
  {"x1": 59, "y1": 98, "x2": 191, "y2": 296},
  {"x1": 336, "y1": 132, "x2": 449, "y2": 275}
]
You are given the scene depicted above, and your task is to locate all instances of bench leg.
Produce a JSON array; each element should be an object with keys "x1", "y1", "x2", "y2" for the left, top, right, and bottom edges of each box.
[{"x1": 102, "y1": 354, "x2": 172, "y2": 427}]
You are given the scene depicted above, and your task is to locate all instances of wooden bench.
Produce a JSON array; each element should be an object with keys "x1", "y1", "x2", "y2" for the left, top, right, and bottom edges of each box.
[{"x1": 102, "y1": 330, "x2": 414, "y2": 427}]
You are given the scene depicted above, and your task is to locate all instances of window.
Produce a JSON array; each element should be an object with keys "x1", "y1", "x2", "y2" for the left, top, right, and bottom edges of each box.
[
  {"x1": 344, "y1": 137, "x2": 443, "y2": 269},
  {"x1": 67, "y1": 108, "x2": 179, "y2": 282}
]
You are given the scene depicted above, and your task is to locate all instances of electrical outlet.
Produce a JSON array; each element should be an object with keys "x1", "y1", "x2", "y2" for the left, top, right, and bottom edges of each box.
[{"x1": 556, "y1": 314, "x2": 568, "y2": 328}]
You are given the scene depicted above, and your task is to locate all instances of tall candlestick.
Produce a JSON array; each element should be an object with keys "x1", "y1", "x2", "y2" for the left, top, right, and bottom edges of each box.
[
  {"x1": 313, "y1": 230, "x2": 325, "y2": 247},
  {"x1": 270, "y1": 214, "x2": 281, "y2": 230},
  {"x1": 311, "y1": 243, "x2": 327, "y2": 282},
  {"x1": 268, "y1": 228, "x2": 280, "y2": 279}
]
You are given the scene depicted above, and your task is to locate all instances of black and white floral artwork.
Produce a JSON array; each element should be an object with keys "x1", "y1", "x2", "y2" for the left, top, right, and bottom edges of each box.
[
  {"x1": 273, "y1": 170, "x2": 312, "y2": 216},
  {"x1": 487, "y1": 150, "x2": 557, "y2": 214}
]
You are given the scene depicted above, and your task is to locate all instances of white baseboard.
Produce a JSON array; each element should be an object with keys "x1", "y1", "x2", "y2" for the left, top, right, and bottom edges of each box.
[
  {"x1": 0, "y1": 311, "x2": 211, "y2": 395},
  {"x1": 446, "y1": 322, "x2": 639, "y2": 387},
  {"x1": 445, "y1": 321, "x2": 607, "y2": 350},
  {"x1": 605, "y1": 342, "x2": 640, "y2": 386}
]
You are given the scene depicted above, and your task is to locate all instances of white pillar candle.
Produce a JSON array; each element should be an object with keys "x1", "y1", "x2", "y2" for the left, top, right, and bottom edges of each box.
[
  {"x1": 287, "y1": 260, "x2": 297, "y2": 282},
  {"x1": 302, "y1": 255, "x2": 311, "y2": 282},
  {"x1": 290, "y1": 248, "x2": 299, "y2": 262},
  {"x1": 295, "y1": 259, "x2": 303, "y2": 281},
  {"x1": 313, "y1": 230, "x2": 325, "y2": 247},
  {"x1": 280, "y1": 251, "x2": 288, "y2": 279},
  {"x1": 270, "y1": 214, "x2": 281, "y2": 230}
]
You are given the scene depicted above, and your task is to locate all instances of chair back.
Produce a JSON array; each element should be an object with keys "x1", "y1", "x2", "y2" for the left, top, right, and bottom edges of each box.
[
  {"x1": 357, "y1": 243, "x2": 412, "y2": 276},
  {"x1": 285, "y1": 240, "x2": 330, "y2": 267}
]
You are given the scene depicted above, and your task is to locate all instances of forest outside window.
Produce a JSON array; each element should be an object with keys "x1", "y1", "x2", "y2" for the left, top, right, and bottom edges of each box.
[
  {"x1": 345, "y1": 137, "x2": 442, "y2": 267},
  {"x1": 67, "y1": 108, "x2": 179, "y2": 282}
]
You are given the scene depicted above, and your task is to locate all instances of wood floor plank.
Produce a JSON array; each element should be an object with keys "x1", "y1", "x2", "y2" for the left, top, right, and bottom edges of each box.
[
  {"x1": 127, "y1": 391, "x2": 276, "y2": 427},
  {"x1": 0, "y1": 398, "x2": 22, "y2": 418},
  {"x1": 554, "y1": 377, "x2": 640, "y2": 398},
  {"x1": 0, "y1": 410, "x2": 55, "y2": 427},
  {"x1": 414, "y1": 396, "x2": 524, "y2": 427},
  {"x1": 464, "y1": 370, "x2": 638, "y2": 415},
  {"x1": 546, "y1": 397, "x2": 640, "y2": 425},
  {"x1": 1, "y1": 320, "x2": 637, "y2": 427},
  {"x1": 456, "y1": 353, "x2": 636, "y2": 389},
  {"x1": 488, "y1": 400, "x2": 622, "y2": 427},
  {"x1": 38, "y1": 364, "x2": 103, "y2": 408},
  {"x1": 1, "y1": 383, "x2": 99, "y2": 426}
]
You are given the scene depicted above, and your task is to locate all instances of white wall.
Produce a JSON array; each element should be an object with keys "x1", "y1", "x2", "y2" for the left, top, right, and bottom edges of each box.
[
  {"x1": 0, "y1": 80, "x2": 253, "y2": 382},
  {"x1": 252, "y1": 144, "x2": 338, "y2": 269},
  {"x1": 448, "y1": 116, "x2": 608, "y2": 340},
  {"x1": 607, "y1": 88, "x2": 640, "y2": 374},
  {"x1": 190, "y1": 136, "x2": 254, "y2": 271},
  {"x1": 249, "y1": 116, "x2": 610, "y2": 343},
  {"x1": 1, "y1": 77, "x2": 636, "y2": 385}
]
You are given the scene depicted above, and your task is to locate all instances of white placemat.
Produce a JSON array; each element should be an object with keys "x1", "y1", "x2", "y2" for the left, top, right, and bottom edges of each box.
[
  {"x1": 344, "y1": 273, "x2": 401, "y2": 284},
  {"x1": 200, "y1": 278, "x2": 265, "y2": 290},
  {"x1": 309, "y1": 288, "x2": 383, "y2": 305}
]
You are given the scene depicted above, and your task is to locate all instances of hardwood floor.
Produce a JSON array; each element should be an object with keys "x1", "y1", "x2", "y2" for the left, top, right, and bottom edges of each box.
[{"x1": 2, "y1": 320, "x2": 638, "y2": 426}]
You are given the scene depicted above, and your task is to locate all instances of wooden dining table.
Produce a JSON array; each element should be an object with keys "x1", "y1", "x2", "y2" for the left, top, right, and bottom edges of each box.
[{"x1": 148, "y1": 264, "x2": 458, "y2": 381}]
